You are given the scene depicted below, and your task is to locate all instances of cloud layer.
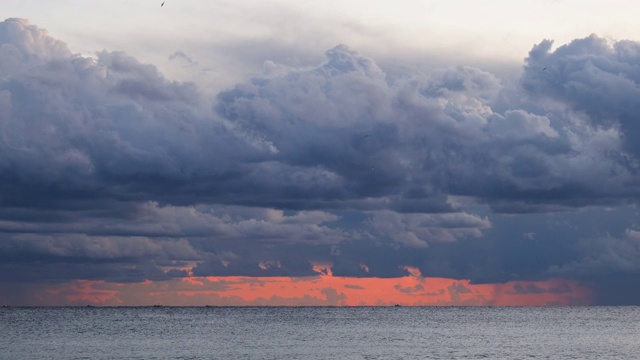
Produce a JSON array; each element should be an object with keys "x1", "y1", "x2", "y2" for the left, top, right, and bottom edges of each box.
[{"x1": 2, "y1": 18, "x2": 640, "y2": 304}]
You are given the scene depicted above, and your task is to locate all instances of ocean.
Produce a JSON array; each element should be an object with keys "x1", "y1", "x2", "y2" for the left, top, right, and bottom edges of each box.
[{"x1": 2, "y1": 306, "x2": 639, "y2": 359}]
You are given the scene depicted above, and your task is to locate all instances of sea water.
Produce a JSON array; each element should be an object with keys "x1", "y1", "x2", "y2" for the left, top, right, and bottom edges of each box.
[{"x1": 1, "y1": 306, "x2": 639, "y2": 359}]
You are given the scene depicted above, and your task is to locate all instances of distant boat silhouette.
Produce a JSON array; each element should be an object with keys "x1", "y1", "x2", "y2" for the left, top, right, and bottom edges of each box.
[{"x1": 394, "y1": 304, "x2": 401, "y2": 307}]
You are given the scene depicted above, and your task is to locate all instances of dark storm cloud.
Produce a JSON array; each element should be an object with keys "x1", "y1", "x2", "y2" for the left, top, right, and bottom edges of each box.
[
  {"x1": 522, "y1": 35, "x2": 640, "y2": 155},
  {"x1": 2, "y1": 19, "x2": 631, "y2": 215},
  {"x1": 3, "y1": 18, "x2": 640, "y2": 304},
  {"x1": 214, "y1": 42, "x2": 636, "y2": 212}
]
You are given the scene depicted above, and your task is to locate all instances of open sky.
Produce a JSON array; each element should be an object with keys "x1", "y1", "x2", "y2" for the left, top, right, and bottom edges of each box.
[{"x1": 2, "y1": 0, "x2": 640, "y2": 306}]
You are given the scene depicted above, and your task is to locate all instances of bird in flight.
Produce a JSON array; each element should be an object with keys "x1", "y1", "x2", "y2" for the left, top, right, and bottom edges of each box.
[{"x1": 161, "y1": 2, "x2": 165, "y2": 6}]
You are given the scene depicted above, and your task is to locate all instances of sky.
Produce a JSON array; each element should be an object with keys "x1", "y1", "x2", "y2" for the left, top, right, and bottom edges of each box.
[{"x1": 2, "y1": 0, "x2": 640, "y2": 306}]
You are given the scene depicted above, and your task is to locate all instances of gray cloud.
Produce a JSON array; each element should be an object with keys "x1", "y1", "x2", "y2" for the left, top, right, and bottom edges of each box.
[
  {"x1": 3, "y1": 19, "x2": 633, "y2": 215},
  {"x1": 547, "y1": 229, "x2": 640, "y2": 278},
  {"x1": 522, "y1": 34, "x2": 640, "y2": 158},
  {"x1": 168, "y1": 51, "x2": 196, "y2": 66},
  {"x1": 3, "y1": 18, "x2": 640, "y2": 304}
]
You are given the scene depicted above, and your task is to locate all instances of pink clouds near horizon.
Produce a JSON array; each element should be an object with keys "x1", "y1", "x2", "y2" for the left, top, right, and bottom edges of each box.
[{"x1": 25, "y1": 274, "x2": 593, "y2": 307}]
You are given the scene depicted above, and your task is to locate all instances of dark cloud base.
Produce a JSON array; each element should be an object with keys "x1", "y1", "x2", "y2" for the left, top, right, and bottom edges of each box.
[{"x1": 2, "y1": 18, "x2": 640, "y2": 305}]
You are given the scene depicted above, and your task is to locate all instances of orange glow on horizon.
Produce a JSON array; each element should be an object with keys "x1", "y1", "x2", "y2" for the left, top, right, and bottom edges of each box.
[{"x1": 36, "y1": 275, "x2": 594, "y2": 307}]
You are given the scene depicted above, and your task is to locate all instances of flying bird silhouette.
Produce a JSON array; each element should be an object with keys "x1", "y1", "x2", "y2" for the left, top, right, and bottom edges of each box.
[{"x1": 161, "y1": 2, "x2": 165, "y2": 7}]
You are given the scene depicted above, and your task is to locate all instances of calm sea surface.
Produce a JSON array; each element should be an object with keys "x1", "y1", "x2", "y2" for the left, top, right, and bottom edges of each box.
[{"x1": 1, "y1": 306, "x2": 639, "y2": 359}]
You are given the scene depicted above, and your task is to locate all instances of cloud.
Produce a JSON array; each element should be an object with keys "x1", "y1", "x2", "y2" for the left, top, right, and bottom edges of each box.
[
  {"x1": 546, "y1": 229, "x2": 640, "y2": 278},
  {"x1": 522, "y1": 34, "x2": 640, "y2": 157},
  {"x1": 214, "y1": 40, "x2": 638, "y2": 214},
  {"x1": 3, "y1": 19, "x2": 633, "y2": 216},
  {"x1": 368, "y1": 211, "x2": 491, "y2": 248},
  {"x1": 0, "y1": 18, "x2": 70, "y2": 67},
  {"x1": 3, "y1": 18, "x2": 640, "y2": 304},
  {"x1": 168, "y1": 51, "x2": 196, "y2": 66}
]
